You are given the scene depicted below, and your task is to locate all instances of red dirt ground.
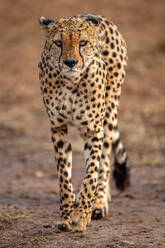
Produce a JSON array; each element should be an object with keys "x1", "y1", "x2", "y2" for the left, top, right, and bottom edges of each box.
[{"x1": 0, "y1": 0, "x2": 165, "y2": 247}]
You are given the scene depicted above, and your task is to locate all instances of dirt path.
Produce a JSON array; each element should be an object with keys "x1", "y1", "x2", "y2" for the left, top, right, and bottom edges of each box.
[
  {"x1": 0, "y1": 0, "x2": 165, "y2": 247},
  {"x1": 0, "y1": 150, "x2": 164, "y2": 247}
]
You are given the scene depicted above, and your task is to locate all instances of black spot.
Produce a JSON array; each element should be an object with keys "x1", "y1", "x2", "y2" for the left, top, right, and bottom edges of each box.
[
  {"x1": 65, "y1": 144, "x2": 72, "y2": 153},
  {"x1": 111, "y1": 102, "x2": 115, "y2": 108},
  {"x1": 64, "y1": 193, "x2": 68, "y2": 198},
  {"x1": 112, "y1": 52, "x2": 117, "y2": 58},
  {"x1": 44, "y1": 88, "x2": 47, "y2": 94},
  {"x1": 114, "y1": 72, "x2": 119, "y2": 77},
  {"x1": 105, "y1": 112, "x2": 110, "y2": 118},
  {"x1": 57, "y1": 140, "x2": 64, "y2": 148},
  {"x1": 110, "y1": 27, "x2": 114, "y2": 34},
  {"x1": 97, "y1": 156, "x2": 100, "y2": 161},
  {"x1": 117, "y1": 63, "x2": 121, "y2": 69},
  {"x1": 106, "y1": 37, "x2": 110, "y2": 44},
  {"x1": 102, "y1": 50, "x2": 109, "y2": 56},
  {"x1": 64, "y1": 184, "x2": 68, "y2": 190},
  {"x1": 89, "y1": 179, "x2": 93, "y2": 185},
  {"x1": 64, "y1": 171, "x2": 68, "y2": 177},
  {"x1": 80, "y1": 109, "x2": 85, "y2": 114},
  {"x1": 110, "y1": 42, "x2": 115, "y2": 49},
  {"x1": 108, "y1": 124, "x2": 113, "y2": 131},
  {"x1": 104, "y1": 119, "x2": 107, "y2": 125},
  {"x1": 105, "y1": 20, "x2": 111, "y2": 26},
  {"x1": 60, "y1": 177, "x2": 66, "y2": 187},
  {"x1": 92, "y1": 137, "x2": 99, "y2": 142},
  {"x1": 87, "y1": 193, "x2": 91, "y2": 199},
  {"x1": 108, "y1": 106, "x2": 111, "y2": 112},
  {"x1": 58, "y1": 118, "x2": 64, "y2": 123},
  {"x1": 84, "y1": 143, "x2": 92, "y2": 150},
  {"x1": 76, "y1": 115, "x2": 82, "y2": 120},
  {"x1": 92, "y1": 185, "x2": 95, "y2": 191},
  {"x1": 63, "y1": 204, "x2": 69, "y2": 208},
  {"x1": 104, "y1": 142, "x2": 109, "y2": 148},
  {"x1": 101, "y1": 23, "x2": 106, "y2": 29},
  {"x1": 81, "y1": 121, "x2": 88, "y2": 125}
]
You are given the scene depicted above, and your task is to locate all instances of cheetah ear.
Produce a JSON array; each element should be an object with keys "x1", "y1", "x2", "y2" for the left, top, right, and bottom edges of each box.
[
  {"x1": 39, "y1": 17, "x2": 55, "y2": 36},
  {"x1": 85, "y1": 15, "x2": 100, "y2": 25}
]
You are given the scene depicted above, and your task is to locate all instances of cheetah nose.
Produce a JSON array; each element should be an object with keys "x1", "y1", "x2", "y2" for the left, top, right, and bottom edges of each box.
[{"x1": 64, "y1": 59, "x2": 78, "y2": 68}]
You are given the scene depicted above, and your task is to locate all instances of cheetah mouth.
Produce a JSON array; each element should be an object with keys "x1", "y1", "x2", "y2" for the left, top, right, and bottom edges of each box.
[
  {"x1": 62, "y1": 68, "x2": 80, "y2": 75},
  {"x1": 68, "y1": 68, "x2": 79, "y2": 72}
]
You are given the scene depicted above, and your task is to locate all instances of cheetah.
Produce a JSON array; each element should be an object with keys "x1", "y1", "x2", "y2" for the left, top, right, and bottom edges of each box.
[{"x1": 38, "y1": 14, "x2": 130, "y2": 232}]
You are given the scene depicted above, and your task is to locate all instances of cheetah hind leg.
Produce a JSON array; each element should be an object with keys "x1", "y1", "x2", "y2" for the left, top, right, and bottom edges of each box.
[
  {"x1": 92, "y1": 130, "x2": 130, "y2": 220},
  {"x1": 91, "y1": 184, "x2": 110, "y2": 220}
]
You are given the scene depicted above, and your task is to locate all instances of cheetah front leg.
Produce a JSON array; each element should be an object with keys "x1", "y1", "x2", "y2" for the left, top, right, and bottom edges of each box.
[
  {"x1": 51, "y1": 125, "x2": 75, "y2": 232},
  {"x1": 72, "y1": 129, "x2": 103, "y2": 232}
]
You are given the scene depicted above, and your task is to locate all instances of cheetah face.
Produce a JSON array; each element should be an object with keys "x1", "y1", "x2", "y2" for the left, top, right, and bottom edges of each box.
[
  {"x1": 39, "y1": 17, "x2": 99, "y2": 78},
  {"x1": 52, "y1": 32, "x2": 94, "y2": 76}
]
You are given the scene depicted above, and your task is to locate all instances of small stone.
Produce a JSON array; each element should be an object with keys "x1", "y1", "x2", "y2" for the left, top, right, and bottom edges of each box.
[{"x1": 35, "y1": 171, "x2": 44, "y2": 178}]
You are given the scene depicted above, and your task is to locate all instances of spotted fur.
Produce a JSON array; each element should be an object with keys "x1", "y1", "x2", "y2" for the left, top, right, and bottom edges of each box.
[{"x1": 38, "y1": 14, "x2": 130, "y2": 232}]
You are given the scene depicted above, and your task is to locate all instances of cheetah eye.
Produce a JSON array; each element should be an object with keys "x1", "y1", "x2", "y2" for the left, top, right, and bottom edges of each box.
[
  {"x1": 79, "y1": 40, "x2": 88, "y2": 47},
  {"x1": 54, "y1": 40, "x2": 62, "y2": 47}
]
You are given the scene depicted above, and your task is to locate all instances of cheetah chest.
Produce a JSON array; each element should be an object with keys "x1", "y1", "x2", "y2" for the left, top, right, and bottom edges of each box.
[{"x1": 43, "y1": 84, "x2": 104, "y2": 131}]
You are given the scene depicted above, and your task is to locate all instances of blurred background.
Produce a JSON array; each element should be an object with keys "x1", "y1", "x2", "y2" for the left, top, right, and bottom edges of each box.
[{"x1": 0, "y1": 0, "x2": 165, "y2": 247}]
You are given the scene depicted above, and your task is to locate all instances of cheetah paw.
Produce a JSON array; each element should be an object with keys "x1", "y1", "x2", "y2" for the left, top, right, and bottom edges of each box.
[
  {"x1": 92, "y1": 198, "x2": 109, "y2": 220},
  {"x1": 72, "y1": 209, "x2": 91, "y2": 232},
  {"x1": 54, "y1": 221, "x2": 71, "y2": 232}
]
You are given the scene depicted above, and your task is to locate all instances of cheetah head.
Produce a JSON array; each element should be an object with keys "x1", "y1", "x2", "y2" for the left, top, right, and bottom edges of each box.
[{"x1": 39, "y1": 15, "x2": 100, "y2": 78}]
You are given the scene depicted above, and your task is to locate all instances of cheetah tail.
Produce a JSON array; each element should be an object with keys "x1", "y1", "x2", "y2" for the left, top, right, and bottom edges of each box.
[{"x1": 112, "y1": 130, "x2": 130, "y2": 191}]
